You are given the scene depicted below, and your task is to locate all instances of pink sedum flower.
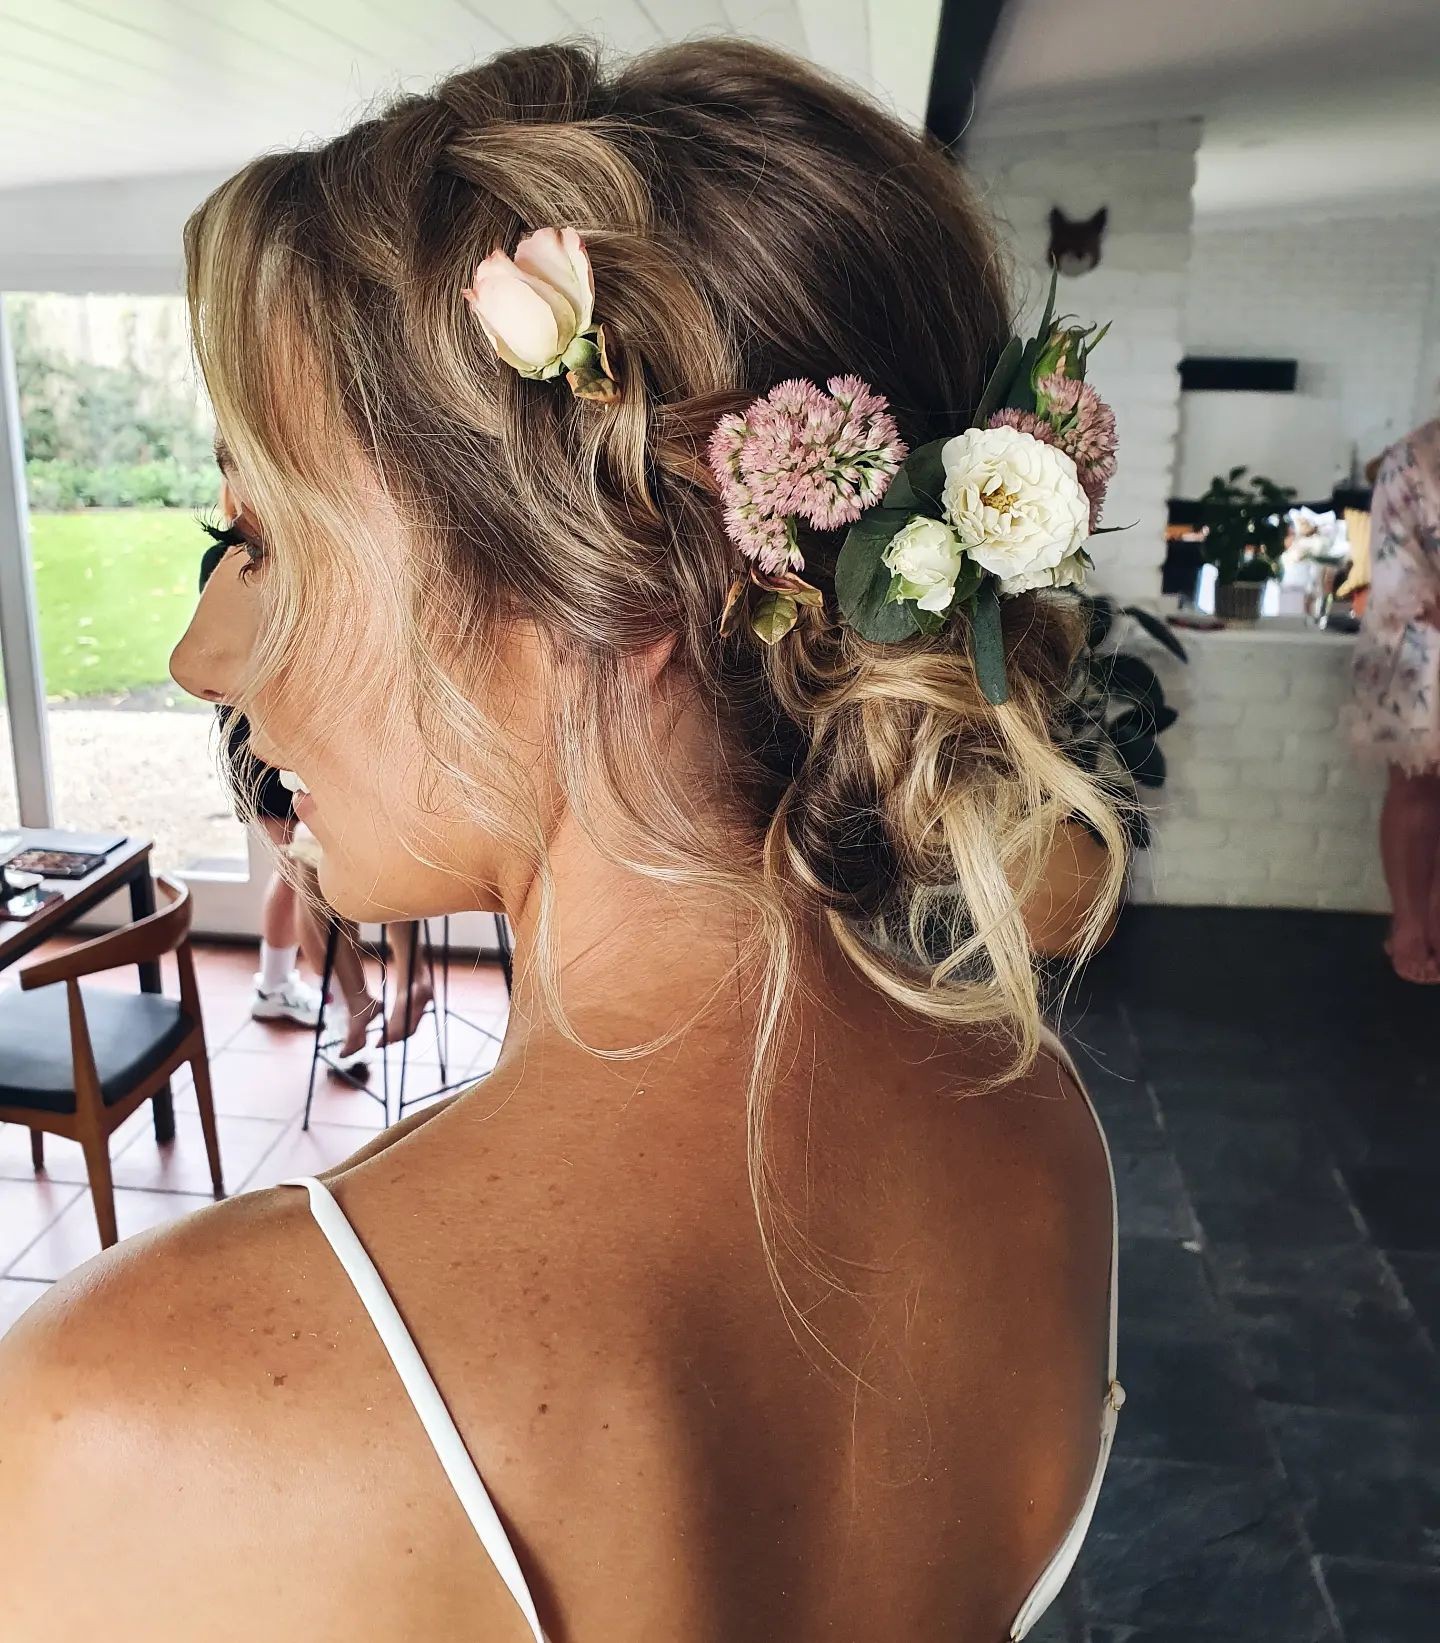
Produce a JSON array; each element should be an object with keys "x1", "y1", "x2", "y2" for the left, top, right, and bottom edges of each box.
[
  {"x1": 708, "y1": 376, "x2": 907, "y2": 570},
  {"x1": 1037, "y1": 373, "x2": 1118, "y2": 527}
]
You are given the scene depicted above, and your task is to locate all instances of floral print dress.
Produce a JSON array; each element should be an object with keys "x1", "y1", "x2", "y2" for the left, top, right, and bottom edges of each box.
[{"x1": 1351, "y1": 418, "x2": 1440, "y2": 775}]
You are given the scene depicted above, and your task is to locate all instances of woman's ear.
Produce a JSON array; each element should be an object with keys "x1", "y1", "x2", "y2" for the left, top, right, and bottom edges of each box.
[{"x1": 630, "y1": 632, "x2": 679, "y2": 689}]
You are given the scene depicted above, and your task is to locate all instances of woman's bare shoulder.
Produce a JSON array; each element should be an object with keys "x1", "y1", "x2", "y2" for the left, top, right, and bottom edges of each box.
[
  {"x1": 0, "y1": 1180, "x2": 308, "y2": 1402},
  {"x1": 0, "y1": 1186, "x2": 334, "y2": 1635},
  {"x1": 0, "y1": 1091, "x2": 461, "y2": 1426},
  {"x1": 0, "y1": 1092, "x2": 516, "y2": 1642}
]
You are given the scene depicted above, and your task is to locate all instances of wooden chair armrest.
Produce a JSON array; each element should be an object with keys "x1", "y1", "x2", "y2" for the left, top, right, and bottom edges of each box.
[{"x1": 20, "y1": 874, "x2": 191, "y2": 990}]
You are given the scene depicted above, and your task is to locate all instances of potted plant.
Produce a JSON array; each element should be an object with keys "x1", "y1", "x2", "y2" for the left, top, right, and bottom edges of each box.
[{"x1": 1197, "y1": 466, "x2": 1296, "y2": 623}]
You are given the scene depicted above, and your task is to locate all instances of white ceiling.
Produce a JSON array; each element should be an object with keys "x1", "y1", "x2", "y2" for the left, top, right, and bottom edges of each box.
[
  {"x1": 975, "y1": 0, "x2": 1440, "y2": 219},
  {"x1": 0, "y1": 0, "x2": 939, "y2": 190},
  {"x1": 2, "y1": 0, "x2": 1436, "y2": 218}
]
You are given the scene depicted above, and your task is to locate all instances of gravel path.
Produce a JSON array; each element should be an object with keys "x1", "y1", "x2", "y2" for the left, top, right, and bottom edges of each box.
[{"x1": 0, "y1": 706, "x2": 247, "y2": 872}]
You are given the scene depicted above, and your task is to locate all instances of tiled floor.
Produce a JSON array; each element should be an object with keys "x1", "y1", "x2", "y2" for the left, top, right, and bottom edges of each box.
[
  {"x1": 0, "y1": 937, "x2": 509, "y2": 1331},
  {"x1": 1045, "y1": 906, "x2": 1440, "y2": 1643},
  {"x1": 2, "y1": 909, "x2": 1436, "y2": 1640}
]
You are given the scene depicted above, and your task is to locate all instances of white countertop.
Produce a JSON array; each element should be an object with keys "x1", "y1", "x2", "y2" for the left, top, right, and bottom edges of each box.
[{"x1": 1167, "y1": 615, "x2": 1357, "y2": 646}]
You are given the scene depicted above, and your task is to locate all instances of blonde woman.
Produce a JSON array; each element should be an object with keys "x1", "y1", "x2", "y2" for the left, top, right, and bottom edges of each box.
[{"x1": 0, "y1": 43, "x2": 1125, "y2": 1643}]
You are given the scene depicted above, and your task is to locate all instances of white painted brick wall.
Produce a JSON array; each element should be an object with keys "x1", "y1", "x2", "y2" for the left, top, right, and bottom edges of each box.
[
  {"x1": 1185, "y1": 212, "x2": 1440, "y2": 462},
  {"x1": 968, "y1": 118, "x2": 1203, "y2": 605},
  {"x1": 929, "y1": 123, "x2": 1405, "y2": 917},
  {"x1": 1129, "y1": 626, "x2": 1388, "y2": 913}
]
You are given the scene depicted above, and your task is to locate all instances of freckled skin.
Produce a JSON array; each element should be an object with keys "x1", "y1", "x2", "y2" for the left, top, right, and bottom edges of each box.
[
  {"x1": 0, "y1": 462, "x2": 1115, "y2": 1641},
  {"x1": 0, "y1": 1016, "x2": 1111, "y2": 1643}
]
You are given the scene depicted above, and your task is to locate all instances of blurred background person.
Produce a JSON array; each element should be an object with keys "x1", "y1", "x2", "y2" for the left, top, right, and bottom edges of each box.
[{"x1": 1350, "y1": 415, "x2": 1440, "y2": 982}]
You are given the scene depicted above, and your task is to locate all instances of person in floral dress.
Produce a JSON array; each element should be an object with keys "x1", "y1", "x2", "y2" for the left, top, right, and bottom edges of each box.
[{"x1": 1351, "y1": 417, "x2": 1440, "y2": 982}]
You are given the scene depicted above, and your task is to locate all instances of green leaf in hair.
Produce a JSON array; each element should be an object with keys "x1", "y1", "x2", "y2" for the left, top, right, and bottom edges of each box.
[
  {"x1": 970, "y1": 577, "x2": 1009, "y2": 705},
  {"x1": 972, "y1": 336, "x2": 1024, "y2": 426},
  {"x1": 885, "y1": 439, "x2": 949, "y2": 516},
  {"x1": 750, "y1": 592, "x2": 799, "y2": 645},
  {"x1": 835, "y1": 511, "x2": 921, "y2": 643}
]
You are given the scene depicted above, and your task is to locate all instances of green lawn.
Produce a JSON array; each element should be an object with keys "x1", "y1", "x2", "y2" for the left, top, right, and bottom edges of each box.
[{"x1": 28, "y1": 509, "x2": 204, "y2": 700}]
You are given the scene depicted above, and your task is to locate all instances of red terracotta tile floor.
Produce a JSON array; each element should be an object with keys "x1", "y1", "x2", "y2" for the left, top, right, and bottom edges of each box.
[{"x1": 0, "y1": 938, "x2": 509, "y2": 1337}]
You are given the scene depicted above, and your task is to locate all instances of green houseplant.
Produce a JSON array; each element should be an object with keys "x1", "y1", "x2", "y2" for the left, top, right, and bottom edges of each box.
[
  {"x1": 1059, "y1": 596, "x2": 1188, "y2": 850},
  {"x1": 1197, "y1": 466, "x2": 1297, "y2": 623}
]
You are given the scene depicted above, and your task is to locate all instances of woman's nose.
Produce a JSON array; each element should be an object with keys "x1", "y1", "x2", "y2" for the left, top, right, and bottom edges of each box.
[
  {"x1": 170, "y1": 567, "x2": 248, "y2": 706},
  {"x1": 170, "y1": 612, "x2": 229, "y2": 703}
]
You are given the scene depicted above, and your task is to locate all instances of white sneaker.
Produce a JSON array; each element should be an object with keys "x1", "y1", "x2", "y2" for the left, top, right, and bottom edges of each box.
[{"x1": 251, "y1": 971, "x2": 324, "y2": 1029}]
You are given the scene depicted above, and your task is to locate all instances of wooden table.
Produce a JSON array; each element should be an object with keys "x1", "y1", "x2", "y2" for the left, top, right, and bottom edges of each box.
[{"x1": 0, "y1": 831, "x2": 174, "y2": 1142}]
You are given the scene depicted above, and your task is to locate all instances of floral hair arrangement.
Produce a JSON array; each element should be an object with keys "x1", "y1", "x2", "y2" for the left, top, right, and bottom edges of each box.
[
  {"x1": 709, "y1": 276, "x2": 1118, "y2": 703},
  {"x1": 465, "y1": 232, "x2": 1117, "y2": 706}
]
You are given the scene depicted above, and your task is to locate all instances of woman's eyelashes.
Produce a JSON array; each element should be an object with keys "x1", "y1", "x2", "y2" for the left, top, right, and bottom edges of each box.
[{"x1": 199, "y1": 515, "x2": 268, "y2": 581}]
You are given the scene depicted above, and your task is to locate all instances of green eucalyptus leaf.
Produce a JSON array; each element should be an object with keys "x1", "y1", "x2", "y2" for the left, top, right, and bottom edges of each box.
[
  {"x1": 951, "y1": 557, "x2": 985, "y2": 608},
  {"x1": 971, "y1": 578, "x2": 1009, "y2": 705},
  {"x1": 835, "y1": 512, "x2": 920, "y2": 643},
  {"x1": 972, "y1": 337, "x2": 1024, "y2": 426},
  {"x1": 886, "y1": 439, "x2": 949, "y2": 515},
  {"x1": 913, "y1": 604, "x2": 948, "y2": 636},
  {"x1": 1036, "y1": 266, "x2": 1059, "y2": 341},
  {"x1": 751, "y1": 592, "x2": 798, "y2": 645}
]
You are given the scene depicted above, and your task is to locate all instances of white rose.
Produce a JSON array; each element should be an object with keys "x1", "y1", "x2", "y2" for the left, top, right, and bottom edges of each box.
[
  {"x1": 941, "y1": 425, "x2": 1090, "y2": 586},
  {"x1": 881, "y1": 515, "x2": 971, "y2": 613},
  {"x1": 998, "y1": 549, "x2": 1089, "y2": 596},
  {"x1": 1051, "y1": 551, "x2": 1088, "y2": 590}
]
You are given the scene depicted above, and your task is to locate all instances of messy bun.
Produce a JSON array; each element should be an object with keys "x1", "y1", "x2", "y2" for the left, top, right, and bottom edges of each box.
[{"x1": 185, "y1": 37, "x2": 1125, "y2": 1273}]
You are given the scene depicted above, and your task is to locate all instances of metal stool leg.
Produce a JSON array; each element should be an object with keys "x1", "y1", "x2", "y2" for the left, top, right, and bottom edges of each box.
[
  {"x1": 377, "y1": 924, "x2": 391, "y2": 1128},
  {"x1": 303, "y1": 922, "x2": 340, "y2": 1132},
  {"x1": 496, "y1": 913, "x2": 513, "y2": 994},
  {"x1": 427, "y1": 919, "x2": 447, "y2": 1086},
  {"x1": 395, "y1": 919, "x2": 420, "y2": 1118}
]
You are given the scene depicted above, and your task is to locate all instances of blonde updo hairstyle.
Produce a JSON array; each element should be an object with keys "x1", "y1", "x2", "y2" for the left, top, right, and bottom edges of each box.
[{"x1": 185, "y1": 39, "x2": 1125, "y2": 1275}]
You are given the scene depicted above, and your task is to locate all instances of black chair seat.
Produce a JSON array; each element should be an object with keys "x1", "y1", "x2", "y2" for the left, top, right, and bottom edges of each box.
[{"x1": 0, "y1": 985, "x2": 191, "y2": 1113}]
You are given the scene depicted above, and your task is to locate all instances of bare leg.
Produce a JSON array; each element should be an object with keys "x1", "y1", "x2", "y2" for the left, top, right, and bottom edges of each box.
[
  {"x1": 330, "y1": 917, "x2": 382, "y2": 1058},
  {"x1": 1380, "y1": 765, "x2": 1440, "y2": 982},
  {"x1": 255, "y1": 815, "x2": 299, "y2": 951},
  {"x1": 285, "y1": 862, "x2": 379, "y2": 1056},
  {"x1": 381, "y1": 921, "x2": 434, "y2": 1045},
  {"x1": 291, "y1": 876, "x2": 331, "y2": 982}
]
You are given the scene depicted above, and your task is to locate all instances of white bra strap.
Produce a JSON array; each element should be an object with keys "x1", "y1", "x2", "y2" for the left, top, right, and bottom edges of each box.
[
  {"x1": 1039, "y1": 1026, "x2": 1120, "y2": 1387},
  {"x1": 282, "y1": 1176, "x2": 547, "y2": 1643},
  {"x1": 1008, "y1": 1030, "x2": 1125, "y2": 1640}
]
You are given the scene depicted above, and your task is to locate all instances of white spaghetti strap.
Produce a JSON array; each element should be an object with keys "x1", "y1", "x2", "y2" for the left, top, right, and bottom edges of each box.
[
  {"x1": 282, "y1": 1035, "x2": 1117, "y2": 1643},
  {"x1": 1007, "y1": 1032, "x2": 1125, "y2": 1641},
  {"x1": 282, "y1": 1176, "x2": 547, "y2": 1643}
]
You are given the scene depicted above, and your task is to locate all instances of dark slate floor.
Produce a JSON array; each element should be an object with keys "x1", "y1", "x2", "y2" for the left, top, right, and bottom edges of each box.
[{"x1": 1043, "y1": 905, "x2": 1440, "y2": 1643}]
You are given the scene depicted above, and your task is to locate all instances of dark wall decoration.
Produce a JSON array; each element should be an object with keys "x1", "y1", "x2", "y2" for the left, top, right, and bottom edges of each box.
[{"x1": 1048, "y1": 207, "x2": 1108, "y2": 277}]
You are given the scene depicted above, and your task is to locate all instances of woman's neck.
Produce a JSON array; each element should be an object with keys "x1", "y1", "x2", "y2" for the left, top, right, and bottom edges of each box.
[{"x1": 499, "y1": 793, "x2": 763, "y2": 1056}]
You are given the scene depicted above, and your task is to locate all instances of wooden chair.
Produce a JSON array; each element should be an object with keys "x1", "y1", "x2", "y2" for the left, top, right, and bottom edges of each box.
[{"x1": 0, "y1": 874, "x2": 223, "y2": 1248}]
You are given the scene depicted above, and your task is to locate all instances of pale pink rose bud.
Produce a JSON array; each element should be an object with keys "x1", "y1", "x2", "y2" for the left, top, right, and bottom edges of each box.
[
  {"x1": 462, "y1": 227, "x2": 595, "y2": 379},
  {"x1": 513, "y1": 226, "x2": 594, "y2": 335}
]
